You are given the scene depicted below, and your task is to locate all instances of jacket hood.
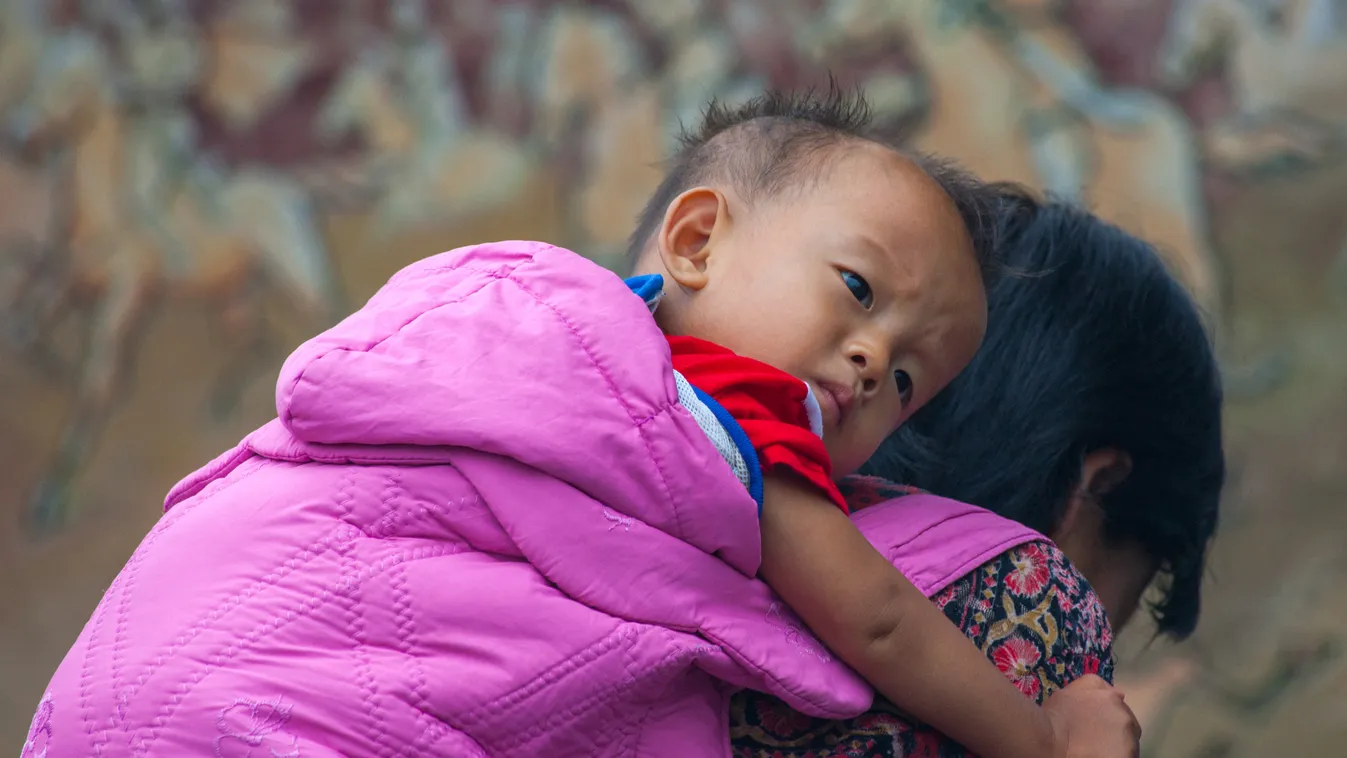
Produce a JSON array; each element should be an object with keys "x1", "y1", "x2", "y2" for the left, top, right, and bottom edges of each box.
[{"x1": 269, "y1": 240, "x2": 762, "y2": 574}]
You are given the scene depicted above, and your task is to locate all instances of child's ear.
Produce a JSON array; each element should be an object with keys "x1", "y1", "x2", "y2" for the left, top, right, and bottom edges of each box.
[{"x1": 657, "y1": 187, "x2": 731, "y2": 291}]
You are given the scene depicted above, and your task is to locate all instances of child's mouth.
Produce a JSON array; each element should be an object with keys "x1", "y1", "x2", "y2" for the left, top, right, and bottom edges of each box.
[{"x1": 815, "y1": 381, "x2": 854, "y2": 430}]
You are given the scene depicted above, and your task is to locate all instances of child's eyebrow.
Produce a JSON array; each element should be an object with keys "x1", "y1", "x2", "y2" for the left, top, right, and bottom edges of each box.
[
  {"x1": 843, "y1": 233, "x2": 892, "y2": 265},
  {"x1": 864, "y1": 247, "x2": 921, "y2": 296}
]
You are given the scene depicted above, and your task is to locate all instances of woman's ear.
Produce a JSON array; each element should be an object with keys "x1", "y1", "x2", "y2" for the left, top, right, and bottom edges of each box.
[
  {"x1": 1082, "y1": 448, "x2": 1133, "y2": 498},
  {"x1": 657, "y1": 187, "x2": 731, "y2": 291},
  {"x1": 1053, "y1": 448, "x2": 1133, "y2": 545},
  {"x1": 1054, "y1": 448, "x2": 1155, "y2": 630}
]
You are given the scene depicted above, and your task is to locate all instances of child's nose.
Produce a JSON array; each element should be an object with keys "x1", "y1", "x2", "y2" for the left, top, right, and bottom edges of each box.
[{"x1": 849, "y1": 351, "x2": 883, "y2": 396}]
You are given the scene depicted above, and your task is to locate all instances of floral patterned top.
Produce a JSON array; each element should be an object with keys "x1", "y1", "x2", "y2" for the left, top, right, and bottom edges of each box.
[{"x1": 729, "y1": 477, "x2": 1116, "y2": 758}]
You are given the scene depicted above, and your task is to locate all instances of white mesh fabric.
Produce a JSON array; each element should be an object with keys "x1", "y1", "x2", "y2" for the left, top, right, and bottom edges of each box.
[{"x1": 672, "y1": 370, "x2": 753, "y2": 491}]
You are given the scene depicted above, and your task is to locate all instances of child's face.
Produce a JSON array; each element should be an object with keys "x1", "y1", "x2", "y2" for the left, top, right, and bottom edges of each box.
[{"x1": 650, "y1": 143, "x2": 988, "y2": 475}]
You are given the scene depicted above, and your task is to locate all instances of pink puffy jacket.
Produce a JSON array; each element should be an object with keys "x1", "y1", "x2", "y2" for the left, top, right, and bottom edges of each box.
[{"x1": 23, "y1": 242, "x2": 1040, "y2": 758}]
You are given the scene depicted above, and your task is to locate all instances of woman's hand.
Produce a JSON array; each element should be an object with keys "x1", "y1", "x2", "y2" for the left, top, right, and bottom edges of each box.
[{"x1": 1044, "y1": 675, "x2": 1142, "y2": 758}]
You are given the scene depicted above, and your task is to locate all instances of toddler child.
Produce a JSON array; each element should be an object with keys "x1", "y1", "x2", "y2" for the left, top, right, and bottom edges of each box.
[
  {"x1": 23, "y1": 90, "x2": 1137, "y2": 758},
  {"x1": 620, "y1": 89, "x2": 1138, "y2": 758}
]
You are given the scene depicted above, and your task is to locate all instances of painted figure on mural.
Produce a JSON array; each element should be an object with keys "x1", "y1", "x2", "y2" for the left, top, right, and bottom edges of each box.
[
  {"x1": 810, "y1": 0, "x2": 1298, "y2": 397},
  {"x1": 533, "y1": 5, "x2": 665, "y2": 259},
  {"x1": 806, "y1": 0, "x2": 1224, "y2": 321},
  {"x1": 0, "y1": 0, "x2": 48, "y2": 115},
  {"x1": 3, "y1": 10, "x2": 340, "y2": 533},
  {"x1": 318, "y1": 0, "x2": 538, "y2": 240},
  {"x1": 0, "y1": 1, "x2": 59, "y2": 363},
  {"x1": 1159, "y1": 0, "x2": 1347, "y2": 293},
  {"x1": 199, "y1": 0, "x2": 314, "y2": 132},
  {"x1": 317, "y1": 0, "x2": 422, "y2": 156},
  {"x1": 98, "y1": 0, "x2": 204, "y2": 229}
]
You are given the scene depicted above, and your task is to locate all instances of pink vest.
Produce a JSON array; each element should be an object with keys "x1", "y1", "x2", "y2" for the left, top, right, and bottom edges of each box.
[
  {"x1": 853, "y1": 493, "x2": 1044, "y2": 599},
  {"x1": 22, "y1": 242, "x2": 1043, "y2": 758}
]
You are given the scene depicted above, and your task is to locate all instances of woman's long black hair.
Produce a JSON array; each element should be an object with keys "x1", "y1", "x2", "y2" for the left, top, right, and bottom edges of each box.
[{"x1": 864, "y1": 188, "x2": 1225, "y2": 638}]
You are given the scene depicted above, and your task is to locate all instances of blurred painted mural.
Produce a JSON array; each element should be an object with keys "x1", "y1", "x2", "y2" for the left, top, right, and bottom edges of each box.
[{"x1": 2, "y1": 0, "x2": 1346, "y2": 754}]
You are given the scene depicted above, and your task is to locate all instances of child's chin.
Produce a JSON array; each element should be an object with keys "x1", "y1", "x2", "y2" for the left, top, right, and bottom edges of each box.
[{"x1": 827, "y1": 448, "x2": 866, "y2": 480}]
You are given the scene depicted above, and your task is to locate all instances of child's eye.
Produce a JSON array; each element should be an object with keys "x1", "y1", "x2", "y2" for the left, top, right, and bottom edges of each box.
[
  {"x1": 894, "y1": 370, "x2": 914, "y2": 406},
  {"x1": 841, "y1": 270, "x2": 873, "y2": 308}
]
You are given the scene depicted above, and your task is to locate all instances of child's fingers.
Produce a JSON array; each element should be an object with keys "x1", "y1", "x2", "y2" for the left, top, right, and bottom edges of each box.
[{"x1": 1112, "y1": 697, "x2": 1143, "y2": 743}]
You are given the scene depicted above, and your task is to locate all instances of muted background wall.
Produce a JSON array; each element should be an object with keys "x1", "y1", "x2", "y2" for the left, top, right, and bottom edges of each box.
[{"x1": 3, "y1": 1, "x2": 1347, "y2": 755}]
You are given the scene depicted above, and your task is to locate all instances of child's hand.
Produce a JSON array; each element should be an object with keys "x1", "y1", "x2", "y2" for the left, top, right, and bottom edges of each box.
[{"x1": 1044, "y1": 675, "x2": 1141, "y2": 758}]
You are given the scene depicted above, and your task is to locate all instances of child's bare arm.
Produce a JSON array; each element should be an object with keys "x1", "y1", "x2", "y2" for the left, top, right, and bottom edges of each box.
[{"x1": 759, "y1": 474, "x2": 1139, "y2": 758}]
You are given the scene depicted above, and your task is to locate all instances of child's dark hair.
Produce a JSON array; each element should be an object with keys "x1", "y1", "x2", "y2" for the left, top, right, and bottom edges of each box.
[
  {"x1": 863, "y1": 187, "x2": 1225, "y2": 639},
  {"x1": 625, "y1": 85, "x2": 1003, "y2": 284}
]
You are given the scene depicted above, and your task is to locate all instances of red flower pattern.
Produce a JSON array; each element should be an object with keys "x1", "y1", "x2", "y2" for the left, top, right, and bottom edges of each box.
[
  {"x1": 1005, "y1": 543, "x2": 1051, "y2": 597},
  {"x1": 992, "y1": 636, "x2": 1044, "y2": 698}
]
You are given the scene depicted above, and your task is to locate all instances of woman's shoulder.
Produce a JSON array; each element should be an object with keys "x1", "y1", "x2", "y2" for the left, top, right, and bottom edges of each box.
[
  {"x1": 838, "y1": 477, "x2": 1115, "y2": 687},
  {"x1": 729, "y1": 540, "x2": 1118, "y2": 757},
  {"x1": 941, "y1": 540, "x2": 1116, "y2": 697}
]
